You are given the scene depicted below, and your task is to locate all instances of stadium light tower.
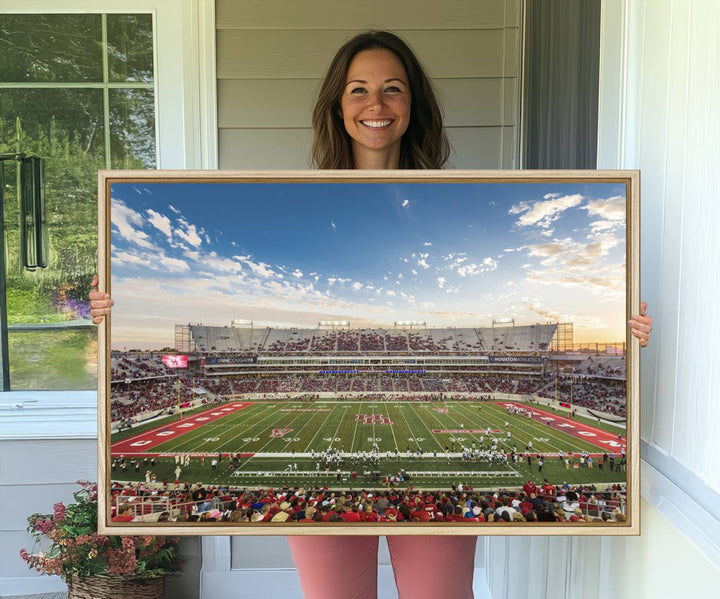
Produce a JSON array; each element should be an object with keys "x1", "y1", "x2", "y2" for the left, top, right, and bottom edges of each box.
[
  {"x1": 394, "y1": 320, "x2": 426, "y2": 329},
  {"x1": 492, "y1": 317, "x2": 515, "y2": 327},
  {"x1": 319, "y1": 320, "x2": 349, "y2": 329}
]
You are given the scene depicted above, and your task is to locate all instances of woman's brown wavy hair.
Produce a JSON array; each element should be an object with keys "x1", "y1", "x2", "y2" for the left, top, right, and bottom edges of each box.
[{"x1": 311, "y1": 31, "x2": 449, "y2": 170}]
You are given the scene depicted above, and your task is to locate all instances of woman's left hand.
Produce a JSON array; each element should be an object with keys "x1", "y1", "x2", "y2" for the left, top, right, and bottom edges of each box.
[{"x1": 628, "y1": 301, "x2": 652, "y2": 347}]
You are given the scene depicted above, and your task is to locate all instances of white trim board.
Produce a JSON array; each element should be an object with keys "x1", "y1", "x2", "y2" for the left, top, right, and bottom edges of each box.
[
  {"x1": 641, "y1": 447, "x2": 720, "y2": 569},
  {"x1": 0, "y1": 392, "x2": 97, "y2": 440}
]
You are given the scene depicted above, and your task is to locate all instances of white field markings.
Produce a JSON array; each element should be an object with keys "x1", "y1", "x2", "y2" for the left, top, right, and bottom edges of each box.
[
  {"x1": 158, "y1": 403, "x2": 274, "y2": 453},
  {"x1": 455, "y1": 402, "x2": 546, "y2": 452},
  {"x1": 327, "y1": 403, "x2": 355, "y2": 451},
  {"x1": 424, "y1": 403, "x2": 486, "y2": 448},
  {"x1": 422, "y1": 402, "x2": 517, "y2": 474},
  {"x1": 148, "y1": 404, "x2": 264, "y2": 452},
  {"x1": 405, "y1": 404, "x2": 456, "y2": 453},
  {"x1": 198, "y1": 403, "x2": 284, "y2": 454},
  {"x1": 302, "y1": 403, "x2": 346, "y2": 452},
  {"x1": 267, "y1": 402, "x2": 344, "y2": 453},
  {"x1": 385, "y1": 404, "x2": 414, "y2": 451},
  {"x1": 217, "y1": 401, "x2": 315, "y2": 454},
  {"x1": 238, "y1": 404, "x2": 322, "y2": 456},
  {"x1": 380, "y1": 402, "x2": 400, "y2": 452},
  {"x1": 456, "y1": 403, "x2": 581, "y2": 455},
  {"x1": 456, "y1": 402, "x2": 530, "y2": 449},
  {"x1": 350, "y1": 402, "x2": 362, "y2": 452},
  {"x1": 390, "y1": 403, "x2": 417, "y2": 451},
  {"x1": 396, "y1": 402, "x2": 445, "y2": 452},
  {"x1": 262, "y1": 404, "x2": 346, "y2": 453},
  {"x1": 314, "y1": 403, "x2": 356, "y2": 451},
  {"x1": 216, "y1": 402, "x2": 310, "y2": 452},
  {"x1": 483, "y1": 403, "x2": 609, "y2": 454}
]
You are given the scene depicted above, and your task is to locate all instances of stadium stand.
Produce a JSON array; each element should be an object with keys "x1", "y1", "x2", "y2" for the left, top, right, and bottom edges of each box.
[
  {"x1": 188, "y1": 323, "x2": 557, "y2": 354},
  {"x1": 111, "y1": 321, "x2": 627, "y2": 423},
  {"x1": 111, "y1": 479, "x2": 627, "y2": 525}
]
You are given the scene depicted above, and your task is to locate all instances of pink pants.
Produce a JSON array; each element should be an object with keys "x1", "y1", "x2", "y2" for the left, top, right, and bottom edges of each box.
[{"x1": 287, "y1": 535, "x2": 477, "y2": 599}]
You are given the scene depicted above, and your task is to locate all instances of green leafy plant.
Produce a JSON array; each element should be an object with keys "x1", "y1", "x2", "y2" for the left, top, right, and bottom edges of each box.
[{"x1": 20, "y1": 481, "x2": 182, "y2": 583}]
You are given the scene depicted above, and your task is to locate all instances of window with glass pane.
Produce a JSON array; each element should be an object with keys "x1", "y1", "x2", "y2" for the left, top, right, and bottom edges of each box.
[{"x1": 0, "y1": 13, "x2": 156, "y2": 390}]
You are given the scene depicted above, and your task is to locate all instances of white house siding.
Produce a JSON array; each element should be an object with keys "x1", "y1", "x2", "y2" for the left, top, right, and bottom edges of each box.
[
  {"x1": 215, "y1": 0, "x2": 522, "y2": 169},
  {"x1": 486, "y1": 1, "x2": 720, "y2": 596}
]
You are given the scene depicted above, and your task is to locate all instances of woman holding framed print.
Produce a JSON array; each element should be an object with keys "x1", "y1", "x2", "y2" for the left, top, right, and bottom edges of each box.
[{"x1": 90, "y1": 30, "x2": 652, "y2": 598}]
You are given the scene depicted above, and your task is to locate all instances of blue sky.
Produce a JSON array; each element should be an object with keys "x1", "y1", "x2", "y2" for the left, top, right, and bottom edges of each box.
[{"x1": 109, "y1": 180, "x2": 627, "y2": 349}]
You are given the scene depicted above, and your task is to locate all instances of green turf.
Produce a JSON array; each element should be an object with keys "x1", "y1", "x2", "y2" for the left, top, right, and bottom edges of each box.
[{"x1": 110, "y1": 400, "x2": 627, "y2": 490}]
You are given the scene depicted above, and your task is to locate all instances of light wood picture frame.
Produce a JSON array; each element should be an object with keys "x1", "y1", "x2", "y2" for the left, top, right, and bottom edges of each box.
[{"x1": 98, "y1": 169, "x2": 640, "y2": 536}]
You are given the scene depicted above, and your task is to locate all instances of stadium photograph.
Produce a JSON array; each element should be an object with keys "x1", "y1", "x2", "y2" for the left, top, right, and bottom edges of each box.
[{"x1": 101, "y1": 173, "x2": 635, "y2": 531}]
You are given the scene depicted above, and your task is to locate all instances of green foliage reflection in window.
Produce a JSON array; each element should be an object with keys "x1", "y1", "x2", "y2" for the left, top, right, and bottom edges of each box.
[{"x1": 0, "y1": 13, "x2": 156, "y2": 390}]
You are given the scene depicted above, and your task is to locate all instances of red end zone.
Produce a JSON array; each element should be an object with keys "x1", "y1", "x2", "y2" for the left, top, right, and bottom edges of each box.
[
  {"x1": 496, "y1": 401, "x2": 626, "y2": 453},
  {"x1": 111, "y1": 402, "x2": 254, "y2": 456}
]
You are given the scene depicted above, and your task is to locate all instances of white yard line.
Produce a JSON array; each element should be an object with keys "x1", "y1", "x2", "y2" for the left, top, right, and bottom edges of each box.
[
  {"x1": 382, "y1": 403, "x2": 400, "y2": 451},
  {"x1": 397, "y1": 402, "x2": 445, "y2": 451},
  {"x1": 303, "y1": 403, "x2": 343, "y2": 452}
]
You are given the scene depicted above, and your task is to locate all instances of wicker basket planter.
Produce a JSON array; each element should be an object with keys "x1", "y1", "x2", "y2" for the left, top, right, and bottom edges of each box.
[{"x1": 67, "y1": 575, "x2": 165, "y2": 599}]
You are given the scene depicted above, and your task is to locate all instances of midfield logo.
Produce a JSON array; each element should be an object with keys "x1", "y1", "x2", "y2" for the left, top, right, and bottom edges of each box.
[
  {"x1": 355, "y1": 414, "x2": 394, "y2": 425},
  {"x1": 270, "y1": 428, "x2": 294, "y2": 437},
  {"x1": 433, "y1": 408, "x2": 448, "y2": 414}
]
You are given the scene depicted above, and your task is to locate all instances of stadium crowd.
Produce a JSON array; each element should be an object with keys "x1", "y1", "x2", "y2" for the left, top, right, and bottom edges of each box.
[
  {"x1": 110, "y1": 368, "x2": 627, "y2": 423},
  {"x1": 188, "y1": 324, "x2": 556, "y2": 355},
  {"x1": 110, "y1": 480, "x2": 627, "y2": 525}
]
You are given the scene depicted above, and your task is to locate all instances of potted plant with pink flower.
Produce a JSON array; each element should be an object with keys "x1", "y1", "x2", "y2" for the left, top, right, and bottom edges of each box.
[{"x1": 20, "y1": 481, "x2": 181, "y2": 599}]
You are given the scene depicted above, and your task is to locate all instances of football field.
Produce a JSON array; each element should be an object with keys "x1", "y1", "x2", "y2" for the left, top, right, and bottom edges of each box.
[{"x1": 111, "y1": 400, "x2": 627, "y2": 490}]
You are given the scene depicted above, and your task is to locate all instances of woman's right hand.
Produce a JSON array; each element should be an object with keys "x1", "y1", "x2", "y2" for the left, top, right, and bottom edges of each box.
[{"x1": 89, "y1": 274, "x2": 114, "y2": 324}]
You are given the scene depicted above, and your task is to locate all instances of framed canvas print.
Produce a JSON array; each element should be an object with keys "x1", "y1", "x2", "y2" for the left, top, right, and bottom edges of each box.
[{"x1": 97, "y1": 170, "x2": 640, "y2": 535}]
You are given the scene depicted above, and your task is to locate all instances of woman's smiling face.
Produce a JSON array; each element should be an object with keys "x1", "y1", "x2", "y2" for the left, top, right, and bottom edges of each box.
[{"x1": 340, "y1": 48, "x2": 411, "y2": 168}]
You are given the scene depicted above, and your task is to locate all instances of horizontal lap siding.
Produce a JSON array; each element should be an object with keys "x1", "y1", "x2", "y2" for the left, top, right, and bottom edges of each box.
[
  {"x1": 216, "y1": 0, "x2": 521, "y2": 169},
  {"x1": 216, "y1": 0, "x2": 516, "y2": 30},
  {"x1": 0, "y1": 439, "x2": 97, "y2": 581}
]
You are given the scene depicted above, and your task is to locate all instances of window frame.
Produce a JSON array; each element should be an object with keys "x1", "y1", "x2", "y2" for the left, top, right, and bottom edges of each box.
[{"x1": 0, "y1": 0, "x2": 217, "y2": 438}]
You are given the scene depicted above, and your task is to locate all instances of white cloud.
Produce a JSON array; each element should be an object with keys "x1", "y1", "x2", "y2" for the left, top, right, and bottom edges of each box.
[
  {"x1": 176, "y1": 218, "x2": 203, "y2": 248},
  {"x1": 512, "y1": 194, "x2": 583, "y2": 228},
  {"x1": 456, "y1": 264, "x2": 479, "y2": 277},
  {"x1": 146, "y1": 209, "x2": 172, "y2": 240},
  {"x1": 423, "y1": 241, "x2": 432, "y2": 246},
  {"x1": 160, "y1": 256, "x2": 190, "y2": 272},
  {"x1": 402, "y1": 199, "x2": 409, "y2": 207},
  {"x1": 352, "y1": 282, "x2": 363, "y2": 290},
  {"x1": 113, "y1": 251, "x2": 153, "y2": 267},
  {"x1": 455, "y1": 257, "x2": 497, "y2": 277},
  {"x1": 508, "y1": 201, "x2": 530, "y2": 215},
  {"x1": 582, "y1": 196, "x2": 627, "y2": 237},
  {"x1": 583, "y1": 195, "x2": 626, "y2": 221},
  {"x1": 291, "y1": 269, "x2": 304, "y2": 279},
  {"x1": 417, "y1": 258, "x2": 429, "y2": 269},
  {"x1": 330, "y1": 221, "x2": 337, "y2": 231},
  {"x1": 111, "y1": 199, "x2": 154, "y2": 249},
  {"x1": 241, "y1": 258, "x2": 276, "y2": 278},
  {"x1": 203, "y1": 252, "x2": 244, "y2": 273},
  {"x1": 437, "y1": 276, "x2": 445, "y2": 289}
]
